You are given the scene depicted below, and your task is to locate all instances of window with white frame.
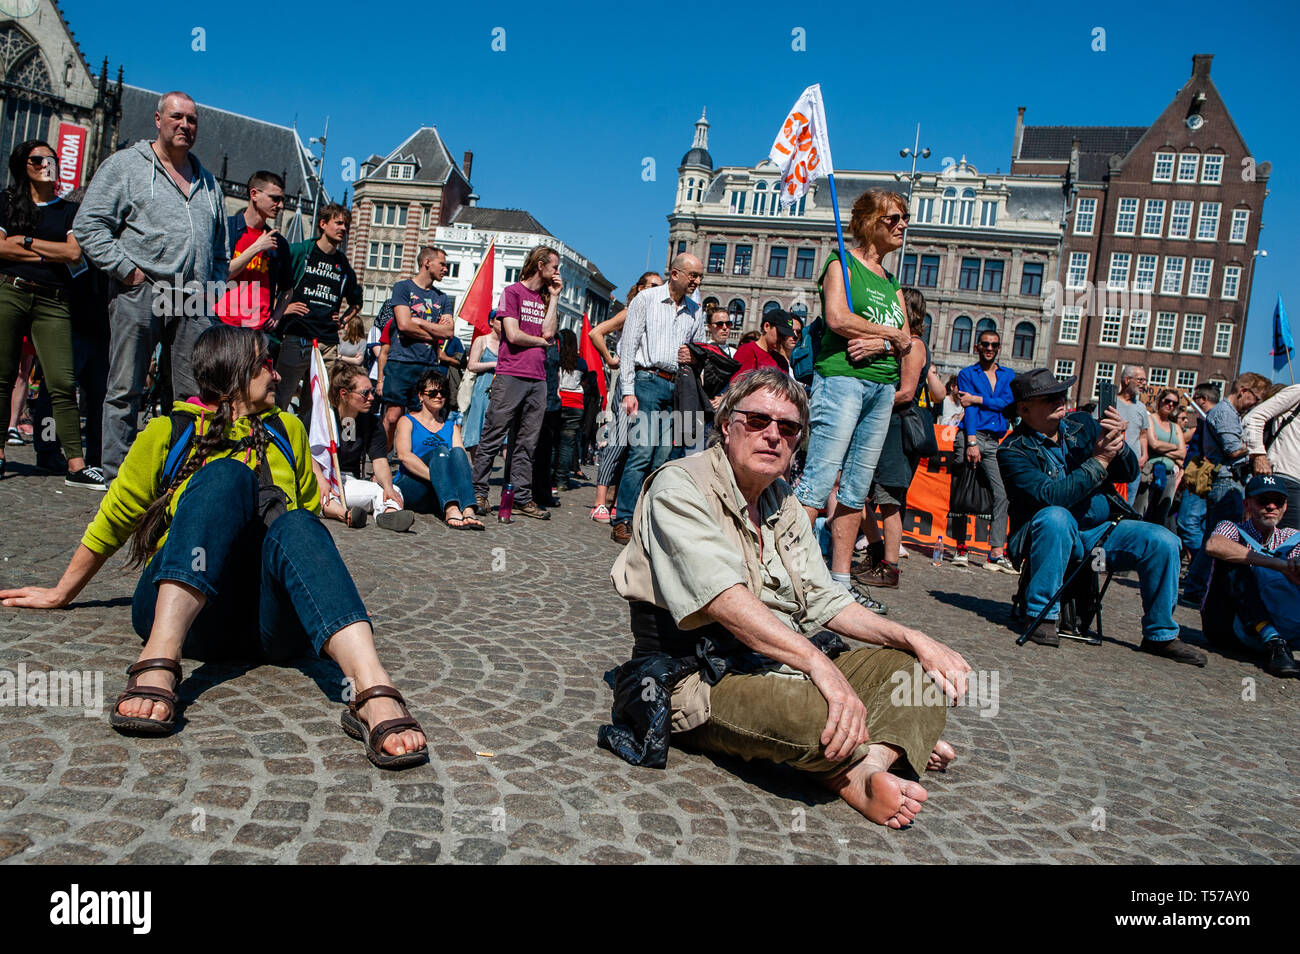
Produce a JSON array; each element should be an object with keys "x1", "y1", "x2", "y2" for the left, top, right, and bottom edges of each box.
[
  {"x1": 979, "y1": 200, "x2": 997, "y2": 227},
  {"x1": 1153, "y1": 312, "x2": 1178, "y2": 351},
  {"x1": 1074, "y1": 197, "x2": 1096, "y2": 235},
  {"x1": 1208, "y1": 377, "x2": 1227, "y2": 398},
  {"x1": 1126, "y1": 310, "x2": 1150, "y2": 348},
  {"x1": 363, "y1": 285, "x2": 385, "y2": 317},
  {"x1": 1180, "y1": 314, "x2": 1205, "y2": 353},
  {"x1": 1175, "y1": 369, "x2": 1199, "y2": 390},
  {"x1": 1148, "y1": 367, "x2": 1170, "y2": 389},
  {"x1": 445, "y1": 262, "x2": 460, "y2": 278},
  {"x1": 1169, "y1": 200, "x2": 1193, "y2": 239},
  {"x1": 916, "y1": 197, "x2": 934, "y2": 223},
  {"x1": 940, "y1": 187, "x2": 956, "y2": 225},
  {"x1": 1196, "y1": 202, "x2": 1220, "y2": 241},
  {"x1": 1054, "y1": 359, "x2": 1075, "y2": 381},
  {"x1": 753, "y1": 185, "x2": 767, "y2": 216},
  {"x1": 1058, "y1": 306, "x2": 1082, "y2": 344},
  {"x1": 1134, "y1": 254, "x2": 1158, "y2": 292},
  {"x1": 1142, "y1": 199, "x2": 1165, "y2": 237},
  {"x1": 1115, "y1": 198, "x2": 1139, "y2": 235},
  {"x1": 386, "y1": 163, "x2": 413, "y2": 180},
  {"x1": 1161, "y1": 257, "x2": 1185, "y2": 296},
  {"x1": 371, "y1": 203, "x2": 408, "y2": 227},
  {"x1": 1100, "y1": 309, "x2": 1123, "y2": 345},
  {"x1": 421, "y1": 205, "x2": 432, "y2": 228},
  {"x1": 728, "y1": 191, "x2": 746, "y2": 214},
  {"x1": 1108, "y1": 252, "x2": 1131, "y2": 288},
  {"x1": 1229, "y1": 208, "x2": 1250, "y2": 243},
  {"x1": 1188, "y1": 258, "x2": 1213, "y2": 297},
  {"x1": 1201, "y1": 154, "x2": 1224, "y2": 184},
  {"x1": 959, "y1": 189, "x2": 975, "y2": 226},
  {"x1": 367, "y1": 241, "x2": 404, "y2": 270},
  {"x1": 1067, "y1": 252, "x2": 1090, "y2": 290},
  {"x1": 1153, "y1": 152, "x2": 1175, "y2": 182},
  {"x1": 504, "y1": 266, "x2": 520, "y2": 282},
  {"x1": 1221, "y1": 265, "x2": 1241, "y2": 300},
  {"x1": 1213, "y1": 321, "x2": 1234, "y2": 357},
  {"x1": 1177, "y1": 153, "x2": 1200, "y2": 183},
  {"x1": 1092, "y1": 362, "x2": 1116, "y2": 400}
]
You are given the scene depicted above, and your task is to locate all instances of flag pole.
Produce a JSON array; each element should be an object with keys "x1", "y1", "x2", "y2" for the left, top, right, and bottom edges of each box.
[{"x1": 826, "y1": 173, "x2": 855, "y2": 314}]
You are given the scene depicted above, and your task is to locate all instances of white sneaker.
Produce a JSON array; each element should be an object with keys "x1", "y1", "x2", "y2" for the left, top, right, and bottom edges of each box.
[
  {"x1": 950, "y1": 552, "x2": 970, "y2": 567},
  {"x1": 985, "y1": 555, "x2": 1018, "y2": 574}
]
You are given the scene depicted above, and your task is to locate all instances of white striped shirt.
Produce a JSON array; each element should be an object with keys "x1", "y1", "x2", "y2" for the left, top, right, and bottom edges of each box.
[{"x1": 618, "y1": 284, "x2": 705, "y2": 396}]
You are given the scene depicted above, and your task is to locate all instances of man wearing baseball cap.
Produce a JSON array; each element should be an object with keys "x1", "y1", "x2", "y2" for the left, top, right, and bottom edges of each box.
[
  {"x1": 1200, "y1": 474, "x2": 1300, "y2": 677},
  {"x1": 996, "y1": 368, "x2": 1205, "y2": 665}
]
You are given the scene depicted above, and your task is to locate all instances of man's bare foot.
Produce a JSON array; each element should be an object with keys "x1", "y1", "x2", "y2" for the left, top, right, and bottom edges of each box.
[
  {"x1": 116, "y1": 659, "x2": 178, "y2": 723},
  {"x1": 926, "y1": 739, "x2": 956, "y2": 772},
  {"x1": 355, "y1": 691, "x2": 426, "y2": 757},
  {"x1": 826, "y1": 759, "x2": 929, "y2": 828}
]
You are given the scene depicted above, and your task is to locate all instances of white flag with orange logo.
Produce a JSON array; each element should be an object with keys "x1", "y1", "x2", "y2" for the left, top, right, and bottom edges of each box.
[
  {"x1": 768, "y1": 84, "x2": 835, "y2": 210},
  {"x1": 307, "y1": 344, "x2": 342, "y2": 501}
]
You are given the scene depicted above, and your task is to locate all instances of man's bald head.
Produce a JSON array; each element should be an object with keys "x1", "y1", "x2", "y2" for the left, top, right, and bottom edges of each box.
[{"x1": 667, "y1": 253, "x2": 703, "y2": 302}]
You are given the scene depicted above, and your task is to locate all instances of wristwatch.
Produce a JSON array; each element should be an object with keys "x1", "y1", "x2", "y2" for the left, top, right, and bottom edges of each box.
[
  {"x1": 883, "y1": 340, "x2": 891, "y2": 353},
  {"x1": 967, "y1": 438, "x2": 978, "y2": 446},
  {"x1": 22, "y1": 236, "x2": 33, "y2": 250}
]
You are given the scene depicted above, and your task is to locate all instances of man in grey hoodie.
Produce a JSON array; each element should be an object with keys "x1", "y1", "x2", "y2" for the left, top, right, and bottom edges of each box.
[{"x1": 73, "y1": 90, "x2": 228, "y2": 480}]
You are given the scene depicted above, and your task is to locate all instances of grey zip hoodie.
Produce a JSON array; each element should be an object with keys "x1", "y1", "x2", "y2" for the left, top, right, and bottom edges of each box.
[{"x1": 73, "y1": 140, "x2": 228, "y2": 285}]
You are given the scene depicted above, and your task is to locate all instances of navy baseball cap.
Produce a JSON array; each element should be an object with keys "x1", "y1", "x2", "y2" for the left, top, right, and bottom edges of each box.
[{"x1": 1245, "y1": 474, "x2": 1287, "y2": 499}]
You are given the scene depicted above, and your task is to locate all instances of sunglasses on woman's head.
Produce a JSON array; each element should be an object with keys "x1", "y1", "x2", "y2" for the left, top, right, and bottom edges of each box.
[{"x1": 730, "y1": 408, "x2": 802, "y2": 439}]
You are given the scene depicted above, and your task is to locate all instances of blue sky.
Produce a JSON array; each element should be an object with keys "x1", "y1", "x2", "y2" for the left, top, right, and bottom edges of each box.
[{"x1": 61, "y1": 0, "x2": 1297, "y2": 376}]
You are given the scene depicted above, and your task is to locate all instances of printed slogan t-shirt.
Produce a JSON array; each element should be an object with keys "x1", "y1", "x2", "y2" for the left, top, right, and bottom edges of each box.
[
  {"x1": 386, "y1": 278, "x2": 454, "y2": 365},
  {"x1": 494, "y1": 281, "x2": 547, "y2": 380},
  {"x1": 283, "y1": 245, "x2": 349, "y2": 343},
  {"x1": 216, "y1": 226, "x2": 272, "y2": 328},
  {"x1": 815, "y1": 251, "x2": 905, "y2": 384}
]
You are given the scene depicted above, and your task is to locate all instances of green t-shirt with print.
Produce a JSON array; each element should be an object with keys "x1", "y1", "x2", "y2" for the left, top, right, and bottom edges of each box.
[{"x1": 814, "y1": 252, "x2": 905, "y2": 382}]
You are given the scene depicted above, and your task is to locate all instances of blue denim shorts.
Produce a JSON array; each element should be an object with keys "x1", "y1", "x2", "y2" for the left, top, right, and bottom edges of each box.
[{"x1": 795, "y1": 372, "x2": 896, "y2": 512}]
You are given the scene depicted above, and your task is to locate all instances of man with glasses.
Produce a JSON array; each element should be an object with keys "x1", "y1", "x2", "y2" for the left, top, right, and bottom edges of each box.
[
  {"x1": 609, "y1": 253, "x2": 705, "y2": 544},
  {"x1": 705, "y1": 304, "x2": 734, "y2": 357},
  {"x1": 1114, "y1": 366, "x2": 1150, "y2": 506},
  {"x1": 605, "y1": 368, "x2": 970, "y2": 826},
  {"x1": 1182, "y1": 371, "x2": 1269, "y2": 605},
  {"x1": 1201, "y1": 475, "x2": 1300, "y2": 677},
  {"x1": 952, "y1": 329, "x2": 1016, "y2": 572},
  {"x1": 998, "y1": 368, "x2": 1205, "y2": 665},
  {"x1": 218, "y1": 171, "x2": 293, "y2": 331}
]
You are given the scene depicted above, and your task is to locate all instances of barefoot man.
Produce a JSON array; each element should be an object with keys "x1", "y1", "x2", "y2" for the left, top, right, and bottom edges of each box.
[{"x1": 605, "y1": 368, "x2": 969, "y2": 827}]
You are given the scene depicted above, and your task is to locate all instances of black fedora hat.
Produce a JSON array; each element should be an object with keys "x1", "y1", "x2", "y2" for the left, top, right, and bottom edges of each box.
[{"x1": 1004, "y1": 368, "x2": 1076, "y2": 418}]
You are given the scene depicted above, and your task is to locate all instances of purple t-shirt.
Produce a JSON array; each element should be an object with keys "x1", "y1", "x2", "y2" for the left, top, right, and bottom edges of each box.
[{"x1": 495, "y1": 282, "x2": 546, "y2": 381}]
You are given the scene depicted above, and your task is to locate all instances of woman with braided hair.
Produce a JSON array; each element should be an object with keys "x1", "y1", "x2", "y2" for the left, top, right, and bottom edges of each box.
[{"x1": 0, "y1": 324, "x2": 428, "y2": 769}]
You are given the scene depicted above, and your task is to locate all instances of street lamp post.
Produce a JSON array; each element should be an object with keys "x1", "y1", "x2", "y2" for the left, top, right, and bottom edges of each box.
[
  {"x1": 893, "y1": 123, "x2": 930, "y2": 282},
  {"x1": 1245, "y1": 248, "x2": 1269, "y2": 378}
]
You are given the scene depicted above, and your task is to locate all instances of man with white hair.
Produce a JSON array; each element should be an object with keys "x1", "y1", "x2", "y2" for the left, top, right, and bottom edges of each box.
[
  {"x1": 74, "y1": 90, "x2": 228, "y2": 480},
  {"x1": 1114, "y1": 365, "x2": 1150, "y2": 506}
]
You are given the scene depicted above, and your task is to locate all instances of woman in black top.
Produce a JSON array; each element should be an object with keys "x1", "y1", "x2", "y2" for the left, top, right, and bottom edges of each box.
[{"x1": 0, "y1": 139, "x2": 102, "y2": 488}]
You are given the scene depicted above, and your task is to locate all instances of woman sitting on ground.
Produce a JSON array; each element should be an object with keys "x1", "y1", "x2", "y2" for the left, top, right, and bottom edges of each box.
[
  {"x1": 316, "y1": 363, "x2": 414, "y2": 532},
  {"x1": 0, "y1": 325, "x2": 427, "y2": 769},
  {"x1": 394, "y1": 370, "x2": 484, "y2": 529}
]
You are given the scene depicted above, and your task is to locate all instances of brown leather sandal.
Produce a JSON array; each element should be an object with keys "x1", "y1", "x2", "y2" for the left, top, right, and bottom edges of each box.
[
  {"x1": 109, "y1": 658, "x2": 183, "y2": 735},
  {"x1": 340, "y1": 685, "x2": 428, "y2": 769}
]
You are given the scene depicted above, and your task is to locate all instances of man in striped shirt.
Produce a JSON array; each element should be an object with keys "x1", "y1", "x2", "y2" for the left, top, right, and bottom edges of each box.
[
  {"x1": 610, "y1": 253, "x2": 705, "y2": 544},
  {"x1": 1202, "y1": 474, "x2": 1300, "y2": 677}
]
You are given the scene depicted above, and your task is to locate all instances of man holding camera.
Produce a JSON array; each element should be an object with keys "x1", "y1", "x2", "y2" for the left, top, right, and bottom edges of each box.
[{"x1": 997, "y1": 369, "x2": 1204, "y2": 665}]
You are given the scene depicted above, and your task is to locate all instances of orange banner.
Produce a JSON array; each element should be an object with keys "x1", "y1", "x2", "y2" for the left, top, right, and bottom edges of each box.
[{"x1": 900, "y1": 424, "x2": 1000, "y2": 555}]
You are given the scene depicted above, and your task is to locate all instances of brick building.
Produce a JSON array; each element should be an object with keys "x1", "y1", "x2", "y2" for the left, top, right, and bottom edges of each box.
[{"x1": 1013, "y1": 54, "x2": 1271, "y2": 401}]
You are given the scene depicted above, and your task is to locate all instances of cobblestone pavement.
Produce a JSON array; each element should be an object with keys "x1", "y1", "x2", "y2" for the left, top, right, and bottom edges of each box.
[{"x1": 2, "y1": 444, "x2": 1298, "y2": 864}]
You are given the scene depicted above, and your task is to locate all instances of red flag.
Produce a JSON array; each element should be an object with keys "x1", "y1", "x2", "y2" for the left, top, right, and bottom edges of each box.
[
  {"x1": 457, "y1": 241, "x2": 496, "y2": 339},
  {"x1": 579, "y1": 312, "x2": 606, "y2": 404}
]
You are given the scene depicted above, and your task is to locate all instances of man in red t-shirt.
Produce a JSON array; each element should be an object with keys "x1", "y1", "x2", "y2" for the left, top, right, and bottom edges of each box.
[
  {"x1": 216, "y1": 170, "x2": 293, "y2": 329},
  {"x1": 731, "y1": 308, "x2": 796, "y2": 382}
]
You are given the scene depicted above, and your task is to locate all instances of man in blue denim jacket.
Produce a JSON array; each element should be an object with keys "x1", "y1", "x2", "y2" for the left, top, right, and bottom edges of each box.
[{"x1": 997, "y1": 369, "x2": 1205, "y2": 665}]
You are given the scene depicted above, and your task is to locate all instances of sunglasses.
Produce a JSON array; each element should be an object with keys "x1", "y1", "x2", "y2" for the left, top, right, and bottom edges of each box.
[
  {"x1": 27, "y1": 155, "x2": 56, "y2": 167},
  {"x1": 730, "y1": 408, "x2": 802, "y2": 439},
  {"x1": 1160, "y1": 399, "x2": 1177, "y2": 406},
  {"x1": 421, "y1": 390, "x2": 446, "y2": 398},
  {"x1": 978, "y1": 341, "x2": 1001, "y2": 349},
  {"x1": 264, "y1": 194, "x2": 286, "y2": 204},
  {"x1": 259, "y1": 356, "x2": 274, "y2": 373},
  {"x1": 879, "y1": 212, "x2": 911, "y2": 227},
  {"x1": 347, "y1": 386, "x2": 377, "y2": 399},
  {"x1": 711, "y1": 321, "x2": 730, "y2": 328},
  {"x1": 1255, "y1": 495, "x2": 1287, "y2": 509}
]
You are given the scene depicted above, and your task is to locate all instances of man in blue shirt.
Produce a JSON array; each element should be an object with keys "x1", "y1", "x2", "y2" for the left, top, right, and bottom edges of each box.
[
  {"x1": 997, "y1": 369, "x2": 1204, "y2": 665},
  {"x1": 952, "y1": 329, "x2": 1017, "y2": 572}
]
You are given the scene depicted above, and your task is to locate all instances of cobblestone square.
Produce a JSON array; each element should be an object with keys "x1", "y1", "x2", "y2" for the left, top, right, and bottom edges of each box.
[{"x1": 2, "y1": 445, "x2": 1297, "y2": 864}]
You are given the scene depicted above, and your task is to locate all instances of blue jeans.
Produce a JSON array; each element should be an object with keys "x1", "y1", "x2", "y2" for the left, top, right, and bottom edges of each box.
[
  {"x1": 1184, "y1": 475, "x2": 1244, "y2": 599},
  {"x1": 131, "y1": 458, "x2": 370, "y2": 661},
  {"x1": 795, "y1": 372, "x2": 895, "y2": 511},
  {"x1": 1176, "y1": 490, "x2": 1206, "y2": 557},
  {"x1": 395, "y1": 445, "x2": 476, "y2": 514},
  {"x1": 612, "y1": 372, "x2": 675, "y2": 528},
  {"x1": 1023, "y1": 506, "x2": 1180, "y2": 642}
]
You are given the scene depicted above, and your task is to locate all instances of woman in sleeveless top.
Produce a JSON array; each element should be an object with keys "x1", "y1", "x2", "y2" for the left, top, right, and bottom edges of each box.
[
  {"x1": 1142, "y1": 388, "x2": 1186, "y2": 524},
  {"x1": 463, "y1": 313, "x2": 501, "y2": 454},
  {"x1": 857, "y1": 289, "x2": 944, "y2": 588},
  {"x1": 393, "y1": 369, "x2": 484, "y2": 529}
]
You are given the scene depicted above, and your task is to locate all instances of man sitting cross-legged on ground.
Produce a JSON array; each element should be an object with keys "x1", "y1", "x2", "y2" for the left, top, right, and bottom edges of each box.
[
  {"x1": 604, "y1": 368, "x2": 970, "y2": 828},
  {"x1": 1200, "y1": 474, "x2": 1300, "y2": 678},
  {"x1": 997, "y1": 368, "x2": 1205, "y2": 666}
]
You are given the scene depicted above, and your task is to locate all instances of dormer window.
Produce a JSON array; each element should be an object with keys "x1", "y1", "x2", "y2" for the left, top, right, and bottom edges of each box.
[{"x1": 387, "y1": 163, "x2": 414, "y2": 180}]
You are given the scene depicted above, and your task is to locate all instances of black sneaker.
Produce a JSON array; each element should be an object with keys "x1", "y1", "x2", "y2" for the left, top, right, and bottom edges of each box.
[
  {"x1": 1140, "y1": 637, "x2": 1207, "y2": 667},
  {"x1": 376, "y1": 509, "x2": 415, "y2": 533},
  {"x1": 65, "y1": 466, "x2": 107, "y2": 491},
  {"x1": 1264, "y1": 639, "x2": 1300, "y2": 678}
]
